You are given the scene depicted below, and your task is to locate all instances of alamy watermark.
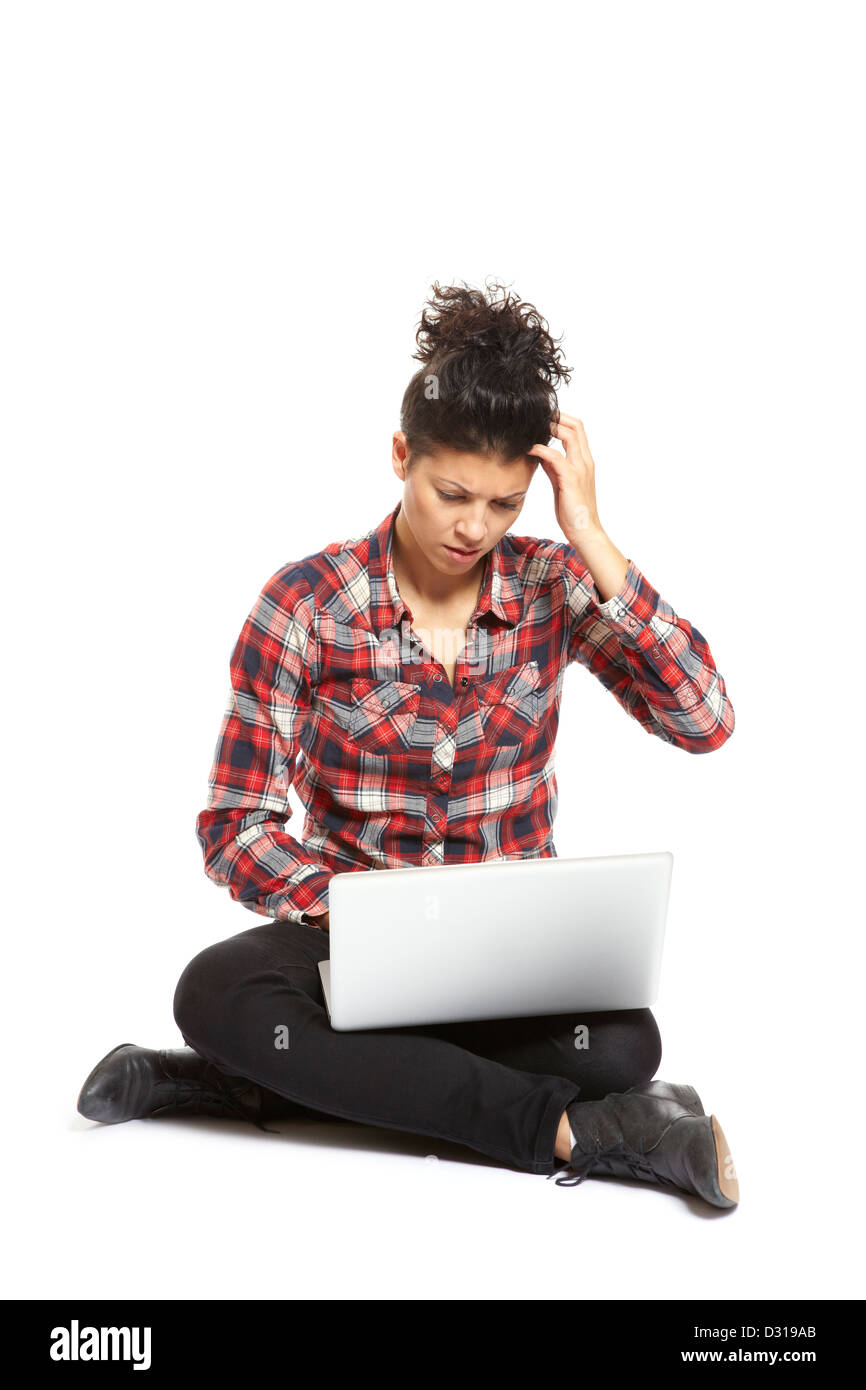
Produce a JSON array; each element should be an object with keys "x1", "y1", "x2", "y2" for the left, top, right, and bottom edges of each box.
[
  {"x1": 50, "y1": 1321, "x2": 151, "y2": 1370},
  {"x1": 376, "y1": 620, "x2": 492, "y2": 673}
]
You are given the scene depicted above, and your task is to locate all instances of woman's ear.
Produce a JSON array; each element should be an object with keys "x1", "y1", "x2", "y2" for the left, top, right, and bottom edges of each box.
[{"x1": 391, "y1": 431, "x2": 411, "y2": 482}]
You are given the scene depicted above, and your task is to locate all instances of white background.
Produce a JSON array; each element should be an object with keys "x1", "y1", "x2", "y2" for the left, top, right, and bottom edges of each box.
[{"x1": 3, "y1": 0, "x2": 863, "y2": 1302}]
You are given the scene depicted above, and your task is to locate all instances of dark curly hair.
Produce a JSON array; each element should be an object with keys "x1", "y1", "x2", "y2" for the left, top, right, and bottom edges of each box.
[{"x1": 399, "y1": 278, "x2": 572, "y2": 468}]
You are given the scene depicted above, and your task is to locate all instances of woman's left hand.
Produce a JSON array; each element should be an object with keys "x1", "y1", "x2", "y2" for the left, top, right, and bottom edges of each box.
[{"x1": 527, "y1": 413, "x2": 604, "y2": 549}]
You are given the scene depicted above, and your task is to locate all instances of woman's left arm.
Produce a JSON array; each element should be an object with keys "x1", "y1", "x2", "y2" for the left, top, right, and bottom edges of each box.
[{"x1": 528, "y1": 415, "x2": 735, "y2": 754}]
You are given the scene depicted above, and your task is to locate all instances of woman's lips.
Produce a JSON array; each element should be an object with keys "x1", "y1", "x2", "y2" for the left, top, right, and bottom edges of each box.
[{"x1": 445, "y1": 544, "x2": 480, "y2": 557}]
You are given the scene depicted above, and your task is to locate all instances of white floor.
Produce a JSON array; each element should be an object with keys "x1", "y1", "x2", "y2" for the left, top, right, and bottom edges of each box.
[
  {"x1": 8, "y1": 1016, "x2": 856, "y2": 1302},
  {"x1": 10, "y1": 786, "x2": 863, "y2": 1302}
]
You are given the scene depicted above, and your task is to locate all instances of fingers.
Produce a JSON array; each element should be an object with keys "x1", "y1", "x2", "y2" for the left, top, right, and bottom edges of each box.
[
  {"x1": 550, "y1": 415, "x2": 593, "y2": 467},
  {"x1": 530, "y1": 448, "x2": 567, "y2": 477},
  {"x1": 551, "y1": 413, "x2": 584, "y2": 433}
]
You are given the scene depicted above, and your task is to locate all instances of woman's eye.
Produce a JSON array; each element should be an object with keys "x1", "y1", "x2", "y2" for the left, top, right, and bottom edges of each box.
[{"x1": 437, "y1": 491, "x2": 518, "y2": 511}]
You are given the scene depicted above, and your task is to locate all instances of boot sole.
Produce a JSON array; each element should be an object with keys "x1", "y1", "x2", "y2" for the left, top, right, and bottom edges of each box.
[{"x1": 710, "y1": 1114, "x2": 739, "y2": 1206}]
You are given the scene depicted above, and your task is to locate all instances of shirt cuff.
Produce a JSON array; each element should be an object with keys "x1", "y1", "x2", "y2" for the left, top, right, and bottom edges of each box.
[
  {"x1": 275, "y1": 867, "x2": 332, "y2": 924},
  {"x1": 595, "y1": 558, "x2": 666, "y2": 644}
]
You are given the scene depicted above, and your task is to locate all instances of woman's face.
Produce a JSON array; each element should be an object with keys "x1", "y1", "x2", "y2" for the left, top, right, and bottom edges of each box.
[{"x1": 391, "y1": 434, "x2": 537, "y2": 577}]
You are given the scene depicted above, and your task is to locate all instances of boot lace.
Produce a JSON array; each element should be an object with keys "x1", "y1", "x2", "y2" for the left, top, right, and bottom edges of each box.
[
  {"x1": 153, "y1": 1058, "x2": 281, "y2": 1135},
  {"x1": 547, "y1": 1138, "x2": 678, "y2": 1189}
]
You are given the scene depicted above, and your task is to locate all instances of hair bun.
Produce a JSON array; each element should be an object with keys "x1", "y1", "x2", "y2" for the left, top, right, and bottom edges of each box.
[
  {"x1": 412, "y1": 278, "x2": 572, "y2": 390},
  {"x1": 400, "y1": 278, "x2": 572, "y2": 464}
]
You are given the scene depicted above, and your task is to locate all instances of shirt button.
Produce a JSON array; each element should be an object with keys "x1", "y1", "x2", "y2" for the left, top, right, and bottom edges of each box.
[
  {"x1": 460, "y1": 676, "x2": 468, "y2": 686},
  {"x1": 433, "y1": 674, "x2": 442, "y2": 682}
]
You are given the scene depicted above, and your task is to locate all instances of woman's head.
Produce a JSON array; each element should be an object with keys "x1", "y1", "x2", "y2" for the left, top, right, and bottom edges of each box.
[{"x1": 392, "y1": 279, "x2": 572, "y2": 575}]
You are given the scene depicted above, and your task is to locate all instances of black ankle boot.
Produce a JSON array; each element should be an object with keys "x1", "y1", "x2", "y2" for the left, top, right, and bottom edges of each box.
[
  {"x1": 76, "y1": 1043, "x2": 281, "y2": 1133},
  {"x1": 552, "y1": 1080, "x2": 738, "y2": 1209}
]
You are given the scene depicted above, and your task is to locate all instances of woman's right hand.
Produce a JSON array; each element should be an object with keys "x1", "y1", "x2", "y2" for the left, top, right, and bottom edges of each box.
[{"x1": 302, "y1": 909, "x2": 329, "y2": 930}]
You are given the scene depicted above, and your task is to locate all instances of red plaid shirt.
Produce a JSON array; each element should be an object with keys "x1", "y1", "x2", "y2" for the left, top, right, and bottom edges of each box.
[{"x1": 196, "y1": 500, "x2": 734, "y2": 925}]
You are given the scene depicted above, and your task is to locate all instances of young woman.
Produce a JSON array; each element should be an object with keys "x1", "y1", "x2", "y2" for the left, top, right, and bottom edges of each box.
[{"x1": 77, "y1": 280, "x2": 739, "y2": 1208}]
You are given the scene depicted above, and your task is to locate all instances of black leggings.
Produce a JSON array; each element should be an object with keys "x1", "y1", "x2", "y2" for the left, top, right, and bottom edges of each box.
[{"x1": 173, "y1": 918, "x2": 662, "y2": 1176}]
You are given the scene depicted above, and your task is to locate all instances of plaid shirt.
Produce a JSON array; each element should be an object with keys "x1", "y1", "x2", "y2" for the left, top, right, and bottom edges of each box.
[{"x1": 195, "y1": 500, "x2": 734, "y2": 925}]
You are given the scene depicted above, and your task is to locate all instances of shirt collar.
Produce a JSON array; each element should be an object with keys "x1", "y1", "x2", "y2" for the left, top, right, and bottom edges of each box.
[{"x1": 367, "y1": 499, "x2": 524, "y2": 634}]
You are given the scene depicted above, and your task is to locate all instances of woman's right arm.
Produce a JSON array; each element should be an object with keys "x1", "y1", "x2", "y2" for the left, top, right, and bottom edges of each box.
[{"x1": 195, "y1": 567, "x2": 334, "y2": 924}]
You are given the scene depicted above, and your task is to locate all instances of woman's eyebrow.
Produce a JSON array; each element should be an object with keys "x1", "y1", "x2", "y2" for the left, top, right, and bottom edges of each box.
[{"x1": 434, "y1": 476, "x2": 527, "y2": 500}]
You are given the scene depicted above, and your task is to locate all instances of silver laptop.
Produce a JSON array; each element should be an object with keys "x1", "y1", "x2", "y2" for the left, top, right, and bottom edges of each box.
[{"x1": 317, "y1": 852, "x2": 673, "y2": 1031}]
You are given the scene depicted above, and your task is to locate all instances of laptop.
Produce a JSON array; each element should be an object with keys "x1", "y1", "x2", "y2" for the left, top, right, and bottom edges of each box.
[{"x1": 317, "y1": 851, "x2": 673, "y2": 1030}]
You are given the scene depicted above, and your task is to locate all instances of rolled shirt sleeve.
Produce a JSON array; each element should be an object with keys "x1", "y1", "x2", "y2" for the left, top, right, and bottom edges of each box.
[
  {"x1": 564, "y1": 551, "x2": 735, "y2": 753},
  {"x1": 195, "y1": 571, "x2": 334, "y2": 922}
]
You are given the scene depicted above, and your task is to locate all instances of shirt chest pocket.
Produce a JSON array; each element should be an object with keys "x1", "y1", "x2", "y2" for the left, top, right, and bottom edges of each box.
[
  {"x1": 473, "y1": 660, "x2": 541, "y2": 746},
  {"x1": 348, "y1": 678, "x2": 421, "y2": 755}
]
